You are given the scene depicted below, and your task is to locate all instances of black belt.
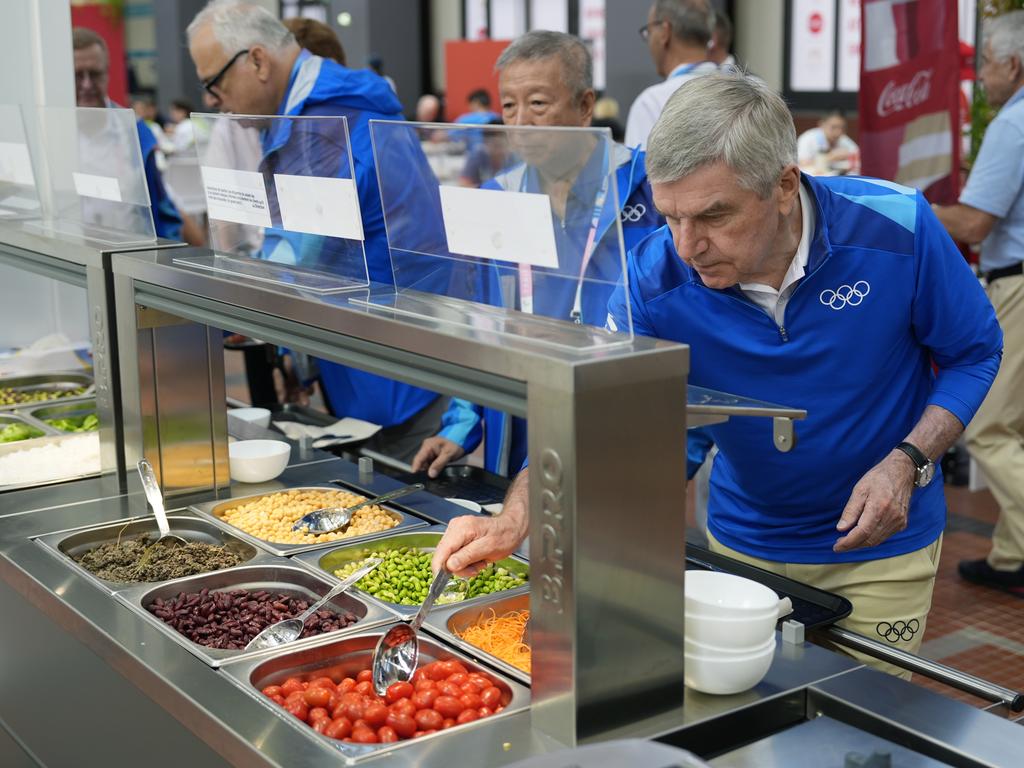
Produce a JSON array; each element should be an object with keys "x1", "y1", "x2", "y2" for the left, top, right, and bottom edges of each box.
[{"x1": 985, "y1": 263, "x2": 1023, "y2": 283}]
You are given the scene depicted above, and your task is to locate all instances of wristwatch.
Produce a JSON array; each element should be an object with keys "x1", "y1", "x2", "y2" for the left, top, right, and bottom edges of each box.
[{"x1": 895, "y1": 442, "x2": 936, "y2": 488}]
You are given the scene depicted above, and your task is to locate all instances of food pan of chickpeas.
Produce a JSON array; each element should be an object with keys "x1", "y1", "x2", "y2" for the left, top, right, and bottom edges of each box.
[{"x1": 190, "y1": 485, "x2": 429, "y2": 556}]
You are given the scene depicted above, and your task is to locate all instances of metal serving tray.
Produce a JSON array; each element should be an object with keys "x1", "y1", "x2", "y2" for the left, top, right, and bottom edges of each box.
[
  {"x1": 114, "y1": 562, "x2": 393, "y2": 668},
  {"x1": 291, "y1": 526, "x2": 529, "y2": 618},
  {"x1": 0, "y1": 372, "x2": 94, "y2": 411},
  {"x1": 425, "y1": 590, "x2": 531, "y2": 686},
  {"x1": 220, "y1": 629, "x2": 531, "y2": 765},
  {"x1": 0, "y1": 411, "x2": 58, "y2": 442},
  {"x1": 190, "y1": 485, "x2": 428, "y2": 557},
  {"x1": 25, "y1": 398, "x2": 97, "y2": 432},
  {"x1": 34, "y1": 513, "x2": 265, "y2": 594}
]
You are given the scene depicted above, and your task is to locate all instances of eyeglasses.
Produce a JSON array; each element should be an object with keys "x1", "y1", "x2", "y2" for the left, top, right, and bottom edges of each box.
[
  {"x1": 75, "y1": 68, "x2": 108, "y2": 84},
  {"x1": 201, "y1": 49, "x2": 250, "y2": 97},
  {"x1": 638, "y1": 19, "x2": 667, "y2": 41}
]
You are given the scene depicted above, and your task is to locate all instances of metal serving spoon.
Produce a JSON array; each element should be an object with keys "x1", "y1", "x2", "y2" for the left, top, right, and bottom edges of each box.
[
  {"x1": 371, "y1": 568, "x2": 453, "y2": 695},
  {"x1": 137, "y1": 459, "x2": 187, "y2": 548},
  {"x1": 292, "y1": 483, "x2": 425, "y2": 534},
  {"x1": 244, "y1": 558, "x2": 382, "y2": 652}
]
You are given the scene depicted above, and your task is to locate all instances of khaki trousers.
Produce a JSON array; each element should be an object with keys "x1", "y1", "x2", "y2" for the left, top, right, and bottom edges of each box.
[
  {"x1": 965, "y1": 274, "x2": 1024, "y2": 571},
  {"x1": 707, "y1": 532, "x2": 942, "y2": 679}
]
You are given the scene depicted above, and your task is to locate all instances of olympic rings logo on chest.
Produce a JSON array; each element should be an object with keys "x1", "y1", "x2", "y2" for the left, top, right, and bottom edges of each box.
[
  {"x1": 820, "y1": 280, "x2": 870, "y2": 310},
  {"x1": 621, "y1": 203, "x2": 647, "y2": 223}
]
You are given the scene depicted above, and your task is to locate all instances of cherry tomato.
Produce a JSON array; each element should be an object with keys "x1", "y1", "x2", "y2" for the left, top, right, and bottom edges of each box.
[
  {"x1": 390, "y1": 698, "x2": 417, "y2": 718},
  {"x1": 341, "y1": 700, "x2": 365, "y2": 722},
  {"x1": 468, "y1": 673, "x2": 494, "y2": 687},
  {"x1": 459, "y1": 693, "x2": 482, "y2": 710},
  {"x1": 456, "y1": 708, "x2": 480, "y2": 725},
  {"x1": 385, "y1": 712, "x2": 416, "y2": 739},
  {"x1": 284, "y1": 700, "x2": 309, "y2": 721},
  {"x1": 414, "y1": 708, "x2": 443, "y2": 731},
  {"x1": 441, "y1": 718, "x2": 456, "y2": 730},
  {"x1": 433, "y1": 695, "x2": 465, "y2": 719},
  {"x1": 356, "y1": 669, "x2": 373, "y2": 683},
  {"x1": 377, "y1": 726, "x2": 399, "y2": 743},
  {"x1": 480, "y1": 686, "x2": 502, "y2": 708},
  {"x1": 438, "y1": 660, "x2": 468, "y2": 677},
  {"x1": 351, "y1": 726, "x2": 378, "y2": 743},
  {"x1": 308, "y1": 677, "x2": 337, "y2": 691},
  {"x1": 385, "y1": 681, "x2": 415, "y2": 704},
  {"x1": 411, "y1": 689, "x2": 439, "y2": 710},
  {"x1": 355, "y1": 680, "x2": 375, "y2": 696},
  {"x1": 424, "y1": 662, "x2": 448, "y2": 681},
  {"x1": 285, "y1": 691, "x2": 307, "y2": 707},
  {"x1": 261, "y1": 685, "x2": 283, "y2": 698},
  {"x1": 308, "y1": 707, "x2": 331, "y2": 723},
  {"x1": 312, "y1": 718, "x2": 330, "y2": 735},
  {"x1": 414, "y1": 678, "x2": 436, "y2": 692},
  {"x1": 325, "y1": 716, "x2": 352, "y2": 740},
  {"x1": 303, "y1": 688, "x2": 332, "y2": 708},
  {"x1": 271, "y1": 694, "x2": 286, "y2": 706},
  {"x1": 461, "y1": 678, "x2": 487, "y2": 693},
  {"x1": 478, "y1": 706, "x2": 493, "y2": 718},
  {"x1": 411, "y1": 668, "x2": 430, "y2": 685},
  {"x1": 494, "y1": 705, "x2": 505, "y2": 714},
  {"x1": 281, "y1": 678, "x2": 305, "y2": 696},
  {"x1": 339, "y1": 677, "x2": 357, "y2": 692},
  {"x1": 447, "y1": 672, "x2": 468, "y2": 687},
  {"x1": 363, "y1": 703, "x2": 389, "y2": 728},
  {"x1": 437, "y1": 681, "x2": 462, "y2": 698}
]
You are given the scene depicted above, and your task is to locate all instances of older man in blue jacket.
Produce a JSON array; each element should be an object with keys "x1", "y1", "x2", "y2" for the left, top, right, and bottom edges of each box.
[
  {"x1": 188, "y1": 2, "x2": 443, "y2": 460},
  {"x1": 434, "y1": 73, "x2": 1002, "y2": 676}
]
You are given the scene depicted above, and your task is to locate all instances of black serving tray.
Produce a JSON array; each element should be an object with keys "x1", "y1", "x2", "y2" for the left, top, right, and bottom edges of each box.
[
  {"x1": 384, "y1": 465, "x2": 510, "y2": 506},
  {"x1": 686, "y1": 543, "x2": 853, "y2": 630}
]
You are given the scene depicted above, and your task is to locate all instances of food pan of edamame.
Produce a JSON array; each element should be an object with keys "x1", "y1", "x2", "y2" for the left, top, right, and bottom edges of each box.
[{"x1": 290, "y1": 527, "x2": 528, "y2": 616}]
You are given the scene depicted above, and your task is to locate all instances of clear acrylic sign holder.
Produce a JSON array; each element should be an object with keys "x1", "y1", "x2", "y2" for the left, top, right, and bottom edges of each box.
[
  {"x1": 0, "y1": 104, "x2": 42, "y2": 222},
  {"x1": 174, "y1": 113, "x2": 368, "y2": 295},
  {"x1": 368, "y1": 120, "x2": 634, "y2": 352}
]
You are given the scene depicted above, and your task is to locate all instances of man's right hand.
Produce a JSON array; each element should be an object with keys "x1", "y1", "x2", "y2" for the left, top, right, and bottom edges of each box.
[
  {"x1": 411, "y1": 437, "x2": 466, "y2": 478},
  {"x1": 431, "y1": 469, "x2": 529, "y2": 578}
]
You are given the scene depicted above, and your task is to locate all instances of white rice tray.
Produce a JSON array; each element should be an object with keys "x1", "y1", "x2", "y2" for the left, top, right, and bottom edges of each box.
[{"x1": 0, "y1": 432, "x2": 101, "y2": 487}]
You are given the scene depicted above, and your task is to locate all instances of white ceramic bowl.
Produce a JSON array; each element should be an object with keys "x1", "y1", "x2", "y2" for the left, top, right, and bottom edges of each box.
[
  {"x1": 685, "y1": 570, "x2": 780, "y2": 618},
  {"x1": 686, "y1": 608, "x2": 780, "y2": 648},
  {"x1": 685, "y1": 632, "x2": 775, "y2": 657},
  {"x1": 685, "y1": 638, "x2": 776, "y2": 695},
  {"x1": 228, "y1": 439, "x2": 290, "y2": 483},
  {"x1": 229, "y1": 407, "x2": 272, "y2": 429}
]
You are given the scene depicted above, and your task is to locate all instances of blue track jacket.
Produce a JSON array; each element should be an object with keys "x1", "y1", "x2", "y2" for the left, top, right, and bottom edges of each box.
[
  {"x1": 136, "y1": 120, "x2": 183, "y2": 240},
  {"x1": 609, "y1": 175, "x2": 1002, "y2": 563},
  {"x1": 263, "y1": 51, "x2": 438, "y2": 427},
  {"x1": 437, "y1": 143, "x2": 666, "y2": 475}
]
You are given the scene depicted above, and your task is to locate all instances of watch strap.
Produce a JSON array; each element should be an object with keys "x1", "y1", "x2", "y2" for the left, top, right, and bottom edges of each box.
[{"x1": 895, "y1": 441, "x2": 929, "y2": 470}]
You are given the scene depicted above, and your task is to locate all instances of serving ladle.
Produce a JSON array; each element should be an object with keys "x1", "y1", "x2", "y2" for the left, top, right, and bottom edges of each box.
[
  {"x1": 371, "y1": 568, "x2": 455, "y2": 695},
  {"x1": 244, "y1": 558, "x2": 382, "y2": 652},
  {"x1": 137, "y1": 459, "x2": 188, "y2": 549},
  {"x1": 292, "y1": 483, "x2": 424, "y2": 534}
]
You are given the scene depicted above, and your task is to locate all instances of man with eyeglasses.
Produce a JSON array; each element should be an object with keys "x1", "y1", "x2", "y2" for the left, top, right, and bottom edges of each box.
[
  {"x1": 625, "y1": 0, "x2": 718, "y2": 151},
  {"x1": 186, "y1": 2, "x2": 445, "y2": 463},
  {"x1": 72, "y1": 27, "x2": 201, "y2": 244}
]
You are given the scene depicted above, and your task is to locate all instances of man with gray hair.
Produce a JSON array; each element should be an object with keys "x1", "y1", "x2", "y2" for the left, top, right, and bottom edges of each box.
[
  {"x1": 625, "y1": 0, "x2": 717, "y2": 150},
  {"x1": 187, "y1": 1, "x2": 444, "y2": 462},
  {"x1": 933, "y1": 10, "x2": 1024, "y2": 596}
]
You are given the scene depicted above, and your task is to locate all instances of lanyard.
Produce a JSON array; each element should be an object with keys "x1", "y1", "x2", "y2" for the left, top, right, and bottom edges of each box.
[
  {"x1": 517, "y1": 149, "x2": 614, "y2": 322},
  {"x1": 669, "y1": 60, "x2": 712, "y2": 79}
]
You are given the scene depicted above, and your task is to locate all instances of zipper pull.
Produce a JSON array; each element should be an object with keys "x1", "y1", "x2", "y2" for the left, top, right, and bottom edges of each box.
[{"x1": 778, "y1": 325, "x2": 789, "y2": 342}]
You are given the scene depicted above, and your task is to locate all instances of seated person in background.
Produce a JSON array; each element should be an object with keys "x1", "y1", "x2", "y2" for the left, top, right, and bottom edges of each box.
[
  {"x1": 412, "y1": 31, "x2": 668, "y2": 479},
  {"x1": 455, "y1": 88, "x2": 500, "y2": 125},
  {"x1": 797, "y1": 109, "x2": 860, "y2": 175},
  {"x1": 458, "y1": 117, "x2": 509, "y2": 187}
]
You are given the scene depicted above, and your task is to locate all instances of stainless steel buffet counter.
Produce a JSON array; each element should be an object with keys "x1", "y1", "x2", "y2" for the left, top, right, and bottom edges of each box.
[{"x1": 2, "y1": 459, "x2": 1022, "y2": 767}]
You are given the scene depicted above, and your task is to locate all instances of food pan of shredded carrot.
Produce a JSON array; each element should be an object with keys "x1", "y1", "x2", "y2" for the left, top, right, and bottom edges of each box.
[{"x1": 454, "y1": 608, "x2": 531, "y2": 674}]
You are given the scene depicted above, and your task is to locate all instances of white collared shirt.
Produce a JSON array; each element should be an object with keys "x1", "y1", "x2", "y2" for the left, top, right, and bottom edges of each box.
[
  {"x1": 624, "y1": 60, "x2": 719, "y2": 150},
  {"x1": 739, "y1": 184, "x2": 814, "y2": 327}
]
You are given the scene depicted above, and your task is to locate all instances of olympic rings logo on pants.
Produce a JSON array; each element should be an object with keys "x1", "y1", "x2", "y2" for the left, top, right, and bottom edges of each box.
[
  {"x1": 621, "y1": 204, "x2": 646, "y2": 223},
  {"x1": 876, "y1": 619, "x2": 919, "y2": 643},
  {"x1": 820, "y1": 280, "x2": 870, "y2": 310}
]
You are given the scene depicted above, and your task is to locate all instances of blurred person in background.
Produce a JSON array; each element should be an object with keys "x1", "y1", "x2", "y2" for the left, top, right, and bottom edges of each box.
[
  {"x1": 416, "y1": 93, "x2": 442, "y2": 122},
  {"x1": 933, "y1": 10, "x2": 1024, "y2": 596},
  {"x1": 458, "y1": 117, "x2": 508, "y2": 187},
  {"x1": 283, "y1": 17, "x2": 346, "y2": 65},
  {"x1": 454, "y1": 88, "x2": 499, "y2": 125},
  {"x1": 368, "y1": 54, "x2": 396, "y2": 93},
  {"x1": 132, "y1": 94, "x2": 174, "y2": 166},
  {"x1": 167, "y1": 99, "x2": 199, "y2": 153},
  {"x1": 73, "y1": 27, "x2": 203, "y2": 245},
  {"x1": 592, "y1": 95, "x2": 624, "y2": 142},
  {"x1": 709, "y1": 10, "x2": 738, "y2": 71},
  {"x1": 187, "y1": 1, "x2": 443, "y2": 462},
  {"x1": 797, "y1": 109, "x2": 860, "y2": 176},
  {"x1": 626, "y1": 0, "x2": 716, "y2": 150}
]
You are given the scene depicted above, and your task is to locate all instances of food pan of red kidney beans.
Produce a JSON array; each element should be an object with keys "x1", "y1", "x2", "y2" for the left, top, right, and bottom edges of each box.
[{"x1": 261, "y1": 660, "x2": 509, "y2": 744}]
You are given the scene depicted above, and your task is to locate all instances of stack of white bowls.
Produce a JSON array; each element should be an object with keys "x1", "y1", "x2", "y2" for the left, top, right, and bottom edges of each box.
[{"x1": 685, "y1": 571, "x2": 784, "y2": 695}]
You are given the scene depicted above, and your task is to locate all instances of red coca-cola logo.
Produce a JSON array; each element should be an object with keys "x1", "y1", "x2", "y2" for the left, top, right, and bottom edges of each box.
[
  {"x1": 877, "y1": 69, "x2": 933, "y2": 117},
  {"x1": 809, "y1": 12, "x2": 823, "y2": 34}
]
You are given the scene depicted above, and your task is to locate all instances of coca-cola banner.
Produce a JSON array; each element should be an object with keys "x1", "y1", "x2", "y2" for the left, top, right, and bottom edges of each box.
[{"x1": 859, "y1": 0, "x2": 960, "y2": 203}]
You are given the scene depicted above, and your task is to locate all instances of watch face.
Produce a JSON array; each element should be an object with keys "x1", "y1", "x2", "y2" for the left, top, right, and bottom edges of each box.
[{"x1": 919, "y1": 462, "x2": 936, "y2": 487}]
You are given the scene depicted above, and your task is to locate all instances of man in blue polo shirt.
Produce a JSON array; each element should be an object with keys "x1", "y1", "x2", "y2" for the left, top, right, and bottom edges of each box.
[
  {"x1": 188, "y1": 2, "x2": 443, "y2": 461},
  {"x1": 434, "y1": 73, "x2": 1001, "y2": 675},
  {"x1": 934, "y1": 11, "x2": 1024, "y2": 596}
]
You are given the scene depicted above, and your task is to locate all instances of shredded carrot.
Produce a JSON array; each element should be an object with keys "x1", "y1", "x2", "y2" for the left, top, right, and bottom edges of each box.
[{"x1": 455, "y1": 608, "x2": 531, "y2": 674}]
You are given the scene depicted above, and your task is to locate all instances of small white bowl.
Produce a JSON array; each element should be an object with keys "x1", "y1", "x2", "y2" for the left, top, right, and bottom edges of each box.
[
  {"x1": 685, "y1": 633, "x2": 775, "y2": 657},
  {"x1": 685, "y1": 638, "x2": 776, "y2": 695},
  {"x1": 229, "y1": 407, "x2": 272, "y2": 429},
  {"x1": 686, "y1": 609, "x2": 779, "y2": 649},
  {"x1": 228, "y1": 439, "x2": 290, "y2": 483},
  {"x1": 685, "y1": 570, "x2": 780, "y2": 617}
]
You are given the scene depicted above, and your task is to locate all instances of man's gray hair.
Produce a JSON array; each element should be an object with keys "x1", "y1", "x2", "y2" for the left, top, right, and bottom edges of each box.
[
  {"x1": 985, "y1": 9, "x2": 1024, "y2": 66},
  {"x1": 653, "y1": 0, "x2": 713, "y2": 48},
  {"x1": 495, "y1": 31, "x2": 593, "y2": 103},
  {"x1": 646, "y1": 72, "x2": 797, "y2": 198},
  {"x1": 187, "y1": 1, "x2": 295, "y2": 52}
]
